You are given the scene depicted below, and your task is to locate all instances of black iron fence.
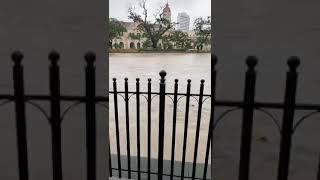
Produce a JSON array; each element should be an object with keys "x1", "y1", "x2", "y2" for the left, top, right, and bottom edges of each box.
[
  {"x1": 109, "y1": 71, "x2": 212, "y2": 180},
  {"x1": 109, "y1": 55, "x2": 320, "y2": 180},
  {"x1": 0, "y1": 51, "x2": 108, "y2": 180},
  {"x1": 1, "y1": 51, "x2": 320, "y2": 180}
]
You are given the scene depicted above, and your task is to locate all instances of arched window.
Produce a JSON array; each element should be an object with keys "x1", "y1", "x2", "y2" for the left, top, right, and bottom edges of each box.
[
  {"x1": 158, "y1": 43, "x2": 162, "y2": 49},
  {"x1": 130, "y1": 42, "x2": 135, "y2": 49},
  {"x1": 137, "y1": 42, "x2": 141, "y2": 49},
  {"x1": 119, "y1": 42, "x2": 124, "y2": 49},
  {"x1": 109, "y1": 42, "x2": 113, "y2": 49}
]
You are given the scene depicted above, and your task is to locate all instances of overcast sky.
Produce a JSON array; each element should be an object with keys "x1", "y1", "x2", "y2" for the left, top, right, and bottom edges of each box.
[{"x1": 110, "y1": 0, "x2": 211, "y2": 25}]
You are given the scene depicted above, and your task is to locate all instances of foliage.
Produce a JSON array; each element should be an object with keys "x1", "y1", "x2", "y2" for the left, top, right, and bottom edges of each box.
[
  {"x1": 160, "y1": 35, "x2": 172, "y2": 49},
  {"x1": 193, "y1": 17, "x2": 211, "y2": 51},
  {"x1": 128, "y1": 0, "x2": 174, "y2": 49},
  {"x1": 142, "y1": 39, "x2": 152, "y2": 48},
  {"x1": 168, "y1": 31, "x2": 191, "y2": 49},
  {"x1": 113, "y1": 42, "x2": 124, "y2": 49},
  {"x1": 109, "y1": 18, "x2": 127, "y2": 48}
]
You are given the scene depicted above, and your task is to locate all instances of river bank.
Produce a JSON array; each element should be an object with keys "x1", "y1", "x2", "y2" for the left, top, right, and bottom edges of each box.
[{"x1": 109, "y1": 48, "x2": 211, "y2": 53}]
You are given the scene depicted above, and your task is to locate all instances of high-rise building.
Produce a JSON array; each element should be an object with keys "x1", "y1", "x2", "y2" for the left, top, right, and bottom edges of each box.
[
  {"x1": 163, "y1": 3, "x2": 171, "y2": 22},
  {"x1": 177, "y1": 12, "x2": 190, "y2": 32}
]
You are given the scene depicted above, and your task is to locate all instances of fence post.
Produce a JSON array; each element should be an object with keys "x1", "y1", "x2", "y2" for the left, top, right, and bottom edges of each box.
[
  {"x1": 147, "y1": 78, "x2": 152, "y2": 180},
  {"x1": 170, "y1": 79, "x2": 179, "y2": 180},
  {"x1": 124, "y1": 77, "x2": 132, "y2": 178},
  {"x1": 239, "y1": 56, "x2": 258, "y2": 180},
  {"x1": 192, "y1": 79, "x2": 205, "y2": 179},
  {"x1": 203, "y1": 55, "x2": 218, "y2": 180},
  {"x1": 277, "y1": 57, "x2": 300, "y2": 180},
  {"x1": 181, "y1": 79, "x2": 192, "y2": 179},
  {"x1": 12, "y1": 51, "x2": 29, "y2": 180},
  {"x1": 109, "y1": 145, "x2": 113, "y2": 177},
  {"x1": 136, "y1": 78, "x2": 141, "y2": 180},
  {"x1": 112, "y1": 78, "x2": 122, "y2": 178},
  {"x1": 158, "y1": 70, "x2": 167, "y2": 180},
  {"x1": 48, "y1": 51, "x2": 63, "y2": 180},
  {"x1": 85, "y1": 52, "x2": 97, "y2": 180}
]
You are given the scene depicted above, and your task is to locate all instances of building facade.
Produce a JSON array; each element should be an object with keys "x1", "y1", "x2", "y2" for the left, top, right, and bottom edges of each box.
[
  {"x1": 177, "y1": 12, "x2": 190, "y2": 32},
  {"x1": 110, "y1": 3, "x2": 211, "y2": 51}
]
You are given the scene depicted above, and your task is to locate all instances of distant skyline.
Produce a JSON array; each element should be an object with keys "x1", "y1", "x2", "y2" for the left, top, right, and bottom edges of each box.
[{"x1": 110, "y1": 0, "x2": 211, "y2": 26}]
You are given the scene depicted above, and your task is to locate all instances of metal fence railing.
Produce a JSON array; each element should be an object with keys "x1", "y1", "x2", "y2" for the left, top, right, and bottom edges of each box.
[{"x1": 1, "y1": 51, "x2": 320, "y2": 180}]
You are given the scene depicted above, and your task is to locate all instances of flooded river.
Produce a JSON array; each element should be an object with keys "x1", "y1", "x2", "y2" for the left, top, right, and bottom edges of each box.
[
  {"x1": 109, "y1": 53, "x2": 212, "y2": 165},
  {"x1": 109, "y1": 53, "x2": 320, "y2": 180}
]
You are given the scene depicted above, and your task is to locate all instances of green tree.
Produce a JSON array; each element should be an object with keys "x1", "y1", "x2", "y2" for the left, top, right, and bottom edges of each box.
[
  {"x1": 128, "y1": 0, "x2": 174, "y2": 49},
  {"x1": 193, "y1": 17, "x2": 211, "y2": 52},
  {"x1": 160, "y1": 35, "x2": 172, "y2": 50},
  {"x1": 169, "y1": 31, "x2": 191, "y2": 49},
  {"x1": 109, "y1": 18, "x2": 127, "y2": 48},
  {"x1": 142, "y1": 39, "x2": 152, "y2": 49}
]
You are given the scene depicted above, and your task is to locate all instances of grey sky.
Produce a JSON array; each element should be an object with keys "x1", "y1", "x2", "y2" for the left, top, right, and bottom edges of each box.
[{"x1": 110, "y1": 0, "x2": 211, "y2": 26}]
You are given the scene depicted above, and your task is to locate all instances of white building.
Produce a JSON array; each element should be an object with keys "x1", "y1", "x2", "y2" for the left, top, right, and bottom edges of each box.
[{"x1": 177, "y1": 12, "x2": 190, "y2": 32}]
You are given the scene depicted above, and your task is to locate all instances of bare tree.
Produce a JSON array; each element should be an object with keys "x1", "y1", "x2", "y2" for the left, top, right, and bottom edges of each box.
[{"x1": 128, "y1": 0, "x2": 174, "y2": 49}]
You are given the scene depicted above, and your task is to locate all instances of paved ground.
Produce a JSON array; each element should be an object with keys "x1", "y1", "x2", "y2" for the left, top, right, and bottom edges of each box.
[{"x1": 109, "y1": 155, "x2": 211, "y2": 180}]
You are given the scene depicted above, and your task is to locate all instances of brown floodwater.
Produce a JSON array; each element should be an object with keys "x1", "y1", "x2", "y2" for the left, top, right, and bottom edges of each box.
[{"x1": 109, "y1": 53, "x2": 212, "y2": 163}]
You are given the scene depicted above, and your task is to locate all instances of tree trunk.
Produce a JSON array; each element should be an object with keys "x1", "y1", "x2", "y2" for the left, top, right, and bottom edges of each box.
[{"x1": 151, "y1": 38, "x2": 158, "y2": 49}]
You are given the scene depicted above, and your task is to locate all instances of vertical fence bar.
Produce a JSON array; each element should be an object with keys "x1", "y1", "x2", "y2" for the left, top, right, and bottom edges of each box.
[
  {"x1": 277, "y1": 57, "x2": 300, "y2": 180},
  {"x1": 49, "y1": 51, "x2": 63, "y2": 180},
  {"x1": 136, "y1": 78, "x2": 141, "y2": 180},
  {"x1": 181, "y1": 79, "x2": 192, "y2": 179},
  {"x1": 158, "y1": 70, "x2": 167, "y2": 180},
  {"x1": 191, "y1": 80, "x2": 205, "y2": 179},
  {"x1": 125, "y1": 77, "x2": 132, "y2": 178},
  {"x1": 85, "y1": 52, "x2": 97, "y2": 180},
  {"x1": 203, "y1": 55, "x2": 217, "y2": 180},
  {"x1": 238, "y1": 56, "x2": 258, "y2": 180},
  {"x1": 12, "y1": 51, "x2": 29, "y2": 180},
  {"x1": 113, "y1": 78, "x2": 122, "y2": 178},
  {"x1": 170, "y1": 79, "x2": 179, "y2": 180},
  {"x1": 147, "y1": 78, "x2": 152, "y2": 180},
  {"x1": 109, "y1": 145, "x2": 113, "y2": 177}
]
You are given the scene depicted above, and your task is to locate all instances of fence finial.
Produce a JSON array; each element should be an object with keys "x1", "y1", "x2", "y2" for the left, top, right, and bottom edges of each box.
[
  {"x1": 49, "y1": 51, "x2": 60, "y2": 65},
  {"x1": 11, "y1": 51, "x2": 24, "y2": 64},
  {"x1": 287, "y1": 56, "x2": 300, "y2": 71},
  {"x1": 159, "y1": 70, "x2": 167, "y2": 80},
  {"x1": 85, "y1": 51, "x2": 96, "y2": 65},
  {"x1": 201, "y1": 79, "x2": 205, "y2": 84},
  {"x1": 113, "y1": 78, "x2": 117, "y2": 82},
  {"x1": 246, "y1": 56, "x2": 258, "y2": 69}
]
